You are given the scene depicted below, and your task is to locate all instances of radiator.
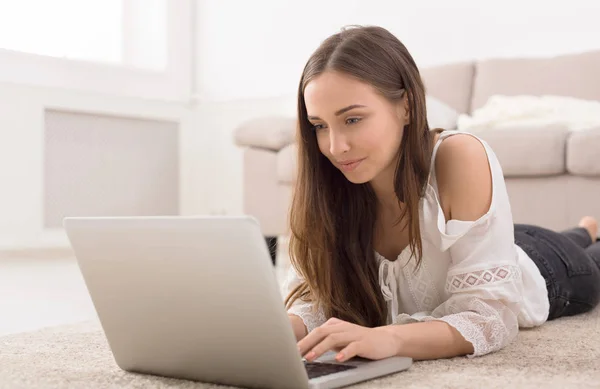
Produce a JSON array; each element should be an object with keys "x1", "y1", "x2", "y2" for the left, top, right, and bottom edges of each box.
[{"x1": 43, "y1": 109, "x2": 180, "y2": 229}]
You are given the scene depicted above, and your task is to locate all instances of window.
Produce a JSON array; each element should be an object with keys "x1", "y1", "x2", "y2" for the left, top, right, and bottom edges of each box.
[
  {"x1": 0, "y1": 0, "x2": 191, "y2": 101},
  {"x1": 0, "y1": 1, "x2": 123, "y2": 66}
]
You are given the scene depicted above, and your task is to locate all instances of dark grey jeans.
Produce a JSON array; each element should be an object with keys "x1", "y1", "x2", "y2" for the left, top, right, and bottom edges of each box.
[{"x1": 514, "y1": 224, "x2": 600, "y2": 320}]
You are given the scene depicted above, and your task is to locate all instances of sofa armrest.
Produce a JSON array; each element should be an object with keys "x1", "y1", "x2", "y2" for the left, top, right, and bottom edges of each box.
[
  {"x1": 567, "y1": 126, "x2": 600, "y2": 176},
  {"x1": 234, "y1": 115, "x2": 296, "y2": 151}
]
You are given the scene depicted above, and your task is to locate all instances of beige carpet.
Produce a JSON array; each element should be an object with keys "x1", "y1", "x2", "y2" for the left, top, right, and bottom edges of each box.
[{"x1": 1, "y1": 306, "x2": 600, "y2": 389}]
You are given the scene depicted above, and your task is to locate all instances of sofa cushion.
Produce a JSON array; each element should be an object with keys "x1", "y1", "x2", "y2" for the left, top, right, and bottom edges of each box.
[
  {"x1": 234, "y1": 116, "x2": 296, "y2": 151},
  {"x1": 420, "y1": 61, "x2": 475, "y2": 114},
  {"x1": 471, "y1": 50, "x2": 600, "y2": 111},
  {"x1": 567, "y1": 127, "x2": 600, "y2": 176},
  {"x1": 277, "y1": 143, "x2": 297, "y2": 184},
  {"x1": 473, "y1": 125, "x2": 569, "y2": 177},
  {"x1": 427, "y1": 96, "x2": 459, "y2": 130}
]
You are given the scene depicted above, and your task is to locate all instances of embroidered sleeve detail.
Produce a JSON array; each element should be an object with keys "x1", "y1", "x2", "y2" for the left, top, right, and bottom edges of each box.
[
  {"x1": 446, "y1": 265, "x2": 522, "y2": 293},
  {"x1": 402, "y1": 258, "x2": 442, "y2": 312},
  {"x1": 287, "y1": 301, "x2": 327, "y2": 334}
]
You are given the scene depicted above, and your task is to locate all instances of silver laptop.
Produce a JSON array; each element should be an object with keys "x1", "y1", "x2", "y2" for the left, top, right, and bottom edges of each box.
[{"x1": 63, "y1": 215, "x2": 412, "y2": 389}]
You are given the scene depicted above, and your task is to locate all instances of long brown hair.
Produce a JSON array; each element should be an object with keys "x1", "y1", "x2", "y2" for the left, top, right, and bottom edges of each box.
[{"x1": 285, "y1": 25, "x2": 436, "y2": 328}]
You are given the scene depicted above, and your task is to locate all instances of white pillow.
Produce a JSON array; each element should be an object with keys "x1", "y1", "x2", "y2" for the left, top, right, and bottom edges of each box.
[{"x1": 426, "y1": 96, "x2": 459, "y2": 130}]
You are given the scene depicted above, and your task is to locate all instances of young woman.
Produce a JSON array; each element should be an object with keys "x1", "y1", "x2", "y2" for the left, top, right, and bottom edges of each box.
[{"x1": 282, "y1": 25, "x2": 600, "y2": 363}]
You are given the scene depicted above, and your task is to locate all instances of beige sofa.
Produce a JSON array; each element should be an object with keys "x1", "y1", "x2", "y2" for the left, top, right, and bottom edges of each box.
[{"x1": 234, "y1": 50, "x2": 600, "y2": 255}]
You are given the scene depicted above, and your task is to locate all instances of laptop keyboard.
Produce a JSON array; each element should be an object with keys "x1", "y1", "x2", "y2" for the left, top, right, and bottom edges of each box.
[{"x1": 304, "y1": 360, "x2": 357, "y2": 379}]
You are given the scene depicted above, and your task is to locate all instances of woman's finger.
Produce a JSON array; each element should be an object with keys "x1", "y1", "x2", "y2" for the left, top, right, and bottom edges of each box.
[
  {"x1": 336, "y1": 341, "x2": 361, "y2": 363},
  {"x1": 297, "y1": 324, "x2": 336, "y2": 356},
  {"x1": 304, "y1": 331, "x2": 357, "y2": 362},
  {"x1": 322, "y1": 317, "x2": 344, "y2": 326},
  {"x1": 297, "y1": 319, "x2": 351, "y2": 356}
]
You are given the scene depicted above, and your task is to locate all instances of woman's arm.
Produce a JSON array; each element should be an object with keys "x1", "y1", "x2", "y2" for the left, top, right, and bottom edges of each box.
[
  {"x1": 380, "y1": 320, "x2": 474, "y2": 360},
  {"x1": 297, "y1": 317, "x2": 474, "y2": 363},
  {"x1": 289, "y1": 314, "x2": 308, "y2": 341}
]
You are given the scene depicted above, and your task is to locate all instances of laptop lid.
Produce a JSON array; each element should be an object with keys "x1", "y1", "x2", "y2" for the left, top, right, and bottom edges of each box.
[{"x1": 64, "y1": 216, "x2": 311, "y2": 389}]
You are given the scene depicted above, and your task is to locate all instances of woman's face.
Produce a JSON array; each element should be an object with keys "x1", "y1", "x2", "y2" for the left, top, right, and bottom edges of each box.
[{"x1": 304, "y1": 71, "x2": 408, "y2": 185}]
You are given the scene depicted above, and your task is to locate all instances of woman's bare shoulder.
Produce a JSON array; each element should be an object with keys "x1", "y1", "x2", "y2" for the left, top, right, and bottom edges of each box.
[{"x1": 434, "y1": 133, "x2": 492, "y2": 221}]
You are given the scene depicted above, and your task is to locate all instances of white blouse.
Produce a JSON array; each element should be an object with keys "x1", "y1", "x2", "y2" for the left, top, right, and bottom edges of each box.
[{"x1": 283, "y1": 130, "x2": 550, "y2": 357}]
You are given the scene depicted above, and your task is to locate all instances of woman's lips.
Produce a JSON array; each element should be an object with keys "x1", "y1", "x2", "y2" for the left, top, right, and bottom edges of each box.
[{"x1": 338, "y1": 158, "x2": 366, "y2": 172}]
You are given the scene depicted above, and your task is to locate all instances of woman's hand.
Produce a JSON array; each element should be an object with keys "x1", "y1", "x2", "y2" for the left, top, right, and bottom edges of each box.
[{"x1": 297, "y1": 317, "x2": 400, "y2": 363}]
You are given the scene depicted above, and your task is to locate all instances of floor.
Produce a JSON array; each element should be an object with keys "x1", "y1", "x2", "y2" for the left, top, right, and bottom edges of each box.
[
  {"x1": 0, "y1": 256, "x2": 96, "y2": 336},
  {"x1": 0, "y1": 245, "x2": 291, "y2": 337}
]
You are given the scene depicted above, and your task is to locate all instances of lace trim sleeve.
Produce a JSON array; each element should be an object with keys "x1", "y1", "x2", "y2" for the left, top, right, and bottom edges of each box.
[
  {"x1": 281, "y1": 265, "x2": 327, "y2": 333},
  {"x1": 287, "y1": 302, "x2": 327, "y2": 334},
  {"x1": 435, "y1": 298, "x2": 520, "y2": 357},
  {"x1": 394, "y1": 298, "x2": 520, "y2": 357}
]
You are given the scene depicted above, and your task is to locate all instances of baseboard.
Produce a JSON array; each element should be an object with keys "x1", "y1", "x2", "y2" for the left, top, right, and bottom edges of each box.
[{"x1": 0, "y1": 228, "x2": 71, "y2": 253}]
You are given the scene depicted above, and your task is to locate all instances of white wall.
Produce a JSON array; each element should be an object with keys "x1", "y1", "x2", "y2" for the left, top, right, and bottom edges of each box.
[
  {"x1": 196, "y1": 0, "x2": 600, "y2": 216},
  {"x1": 195, "y1": 0, "x2": 600, "y2": 101}
]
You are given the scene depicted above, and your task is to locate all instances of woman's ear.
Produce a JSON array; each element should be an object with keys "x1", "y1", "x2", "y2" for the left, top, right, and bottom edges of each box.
[{"x1": 397, "y1": 95, "x2": 410, "y2": 126}]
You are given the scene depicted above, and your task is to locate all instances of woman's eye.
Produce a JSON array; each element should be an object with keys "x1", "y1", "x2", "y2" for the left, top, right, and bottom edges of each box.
[
  {"x1": 346, "y1": 117, "x2": 361, "y2": 125},
  {"x1": 312, "y1": 123, "x2": 325, "y2": 131}
]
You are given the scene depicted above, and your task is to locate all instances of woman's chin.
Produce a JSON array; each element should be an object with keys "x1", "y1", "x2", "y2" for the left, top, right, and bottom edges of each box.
[{"x1": 341, "y1": 171, "x2": 372, "y2": 184}]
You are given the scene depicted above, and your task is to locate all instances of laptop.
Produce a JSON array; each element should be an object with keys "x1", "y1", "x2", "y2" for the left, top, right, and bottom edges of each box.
[{"x1": 63, "y1": 215, "x2": 412, "y2": 389}]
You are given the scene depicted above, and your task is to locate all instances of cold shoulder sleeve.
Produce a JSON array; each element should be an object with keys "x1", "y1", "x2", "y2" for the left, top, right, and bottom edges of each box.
[
  {"x1": 392, "y1": 131, "x2": 530, "y2": 357},
  {"x1": 393, "y1": 131, "x2": 527, "y2": 357},
  {"x1": 395, "y1": 215, "x2": 524, "y2": 357}
]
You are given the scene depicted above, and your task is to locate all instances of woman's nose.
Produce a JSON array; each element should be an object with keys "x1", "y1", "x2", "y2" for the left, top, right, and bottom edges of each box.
[{"x1": 329, "y1": 131, "x2": 350, "y2": 156}]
